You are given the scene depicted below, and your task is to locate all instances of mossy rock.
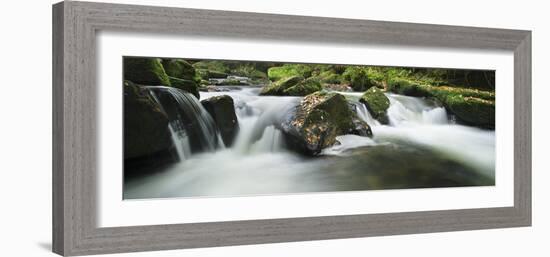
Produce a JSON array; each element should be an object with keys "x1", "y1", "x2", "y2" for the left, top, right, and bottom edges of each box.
[
  {"x1": 196, "y1": 69, "x2": 228, "y2": 80},
  {"x1": 267, "y1": 64, "x2": 313, "y2": 81},
  {"x1": 260, "y1": 75, "x2": 304, "y2": 96},
  {"x1": 168, "y1": 77, "x2": 200, "y2": 99},
  {"x1": 124, "y1": 57, "x2": 171, "y2": 86},
  {"x1": 201, "y1": 95, "x2": 240, "y2": 147},
  {"x1": 283, "y1": 78, "x2": 323, "y2": 96},
  {"x1": 387, "y1": 78, "x2": 495, "y2": 127},
  {"x1": 279, "y1": 91, "x2": 372, "y2": 155},
  {"x1": 444, "y1": 95, "x2": 495, "y2": 128},
  {"x1": 360, "y1": 87, "x2": 390, "y2": 124},
  {"x1": 314, "y1": 70, "x2": 343, "y2": 84},
  {"x1": 123, "y1": 81, "x2": 173, "y2": 161},
  {"x1": 386, "y1": 78, "x2": 431, "y2": 97},
  {"x1": 162, "y1": 59, "x2": 196, "y2": 80},
  {"x1": 342, "y1": 66, "x2": 377, "y2": 91}
]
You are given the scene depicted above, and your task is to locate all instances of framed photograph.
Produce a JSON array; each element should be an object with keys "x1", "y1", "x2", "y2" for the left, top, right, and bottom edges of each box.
[{"x1": 52, "y1": 1, "x2": 531, "y2": 256}]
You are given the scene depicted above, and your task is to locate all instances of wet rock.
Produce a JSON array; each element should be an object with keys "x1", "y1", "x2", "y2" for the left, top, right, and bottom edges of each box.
[
  {"x1": 360, "y1": 87, "x2": 390, "y2": 124},
  {"x1": 168, "y1": 77, "x2": 200, "y2": 99},
  {"x1": 123, "y1": 81, "x2": 176, "y2": 176},
  {"x1": 124, "y1": 57, "x2": 171, "y2": 86},
  {"x1": 260, "y1": 76, "x2": 322, "y2": 96},
  {"x1": 279, "y1": 91, "x2": 372, "y2": 155},
  {"x1": 162, "y1": 59, "x2": 196, "y2": 81},
  {"x1": 201, "y1": 95, "x2": 240, "y2": 146}
]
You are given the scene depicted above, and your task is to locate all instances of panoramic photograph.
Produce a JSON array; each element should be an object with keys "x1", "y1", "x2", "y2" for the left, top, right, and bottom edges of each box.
[{"x1": 122, "y1": 56, "x2": 496, "y2": 199}]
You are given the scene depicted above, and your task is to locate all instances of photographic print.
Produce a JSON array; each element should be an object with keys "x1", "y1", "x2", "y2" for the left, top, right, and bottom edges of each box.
[{"x1": 123, "y1": 57, "x2": 496, "y2": 199}]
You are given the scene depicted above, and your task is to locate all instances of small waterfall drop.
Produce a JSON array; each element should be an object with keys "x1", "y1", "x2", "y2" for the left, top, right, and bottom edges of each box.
[
  {"x1": 385, "y1": 93, "x2": 449, "y2": 126},
  {"x1": 146, "y1": 86, "x2": 223, "y2": 160}
]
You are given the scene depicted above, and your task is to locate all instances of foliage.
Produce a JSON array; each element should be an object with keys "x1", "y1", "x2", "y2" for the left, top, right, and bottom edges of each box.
[
  {"x1": 267, "y1": 64, "x2": 313, "y2": 81},
  {"x1": 342, "y1": 66, "x2": 376, "y2": 91}
]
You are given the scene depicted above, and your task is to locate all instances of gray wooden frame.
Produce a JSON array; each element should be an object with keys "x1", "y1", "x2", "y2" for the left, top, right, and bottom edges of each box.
[{"x1": 52, "y1": 1, "x2": 531, "y2": 256}]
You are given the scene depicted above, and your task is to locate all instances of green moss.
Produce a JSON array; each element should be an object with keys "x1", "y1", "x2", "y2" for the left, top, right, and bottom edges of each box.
[
  {"x1": 313, "y1": 70, "x2": 343, "y2": 84},
  {"x1": 342, "y1": 66, "x2": 376, "y2": 91},
  {"x1": 162, "y1": 59, "x2": 196, "y2": 81},
  {"x1": 386, "y1": 78, "x2": 431, "y2": 97},
  {"x1": 196, "y1": 69, "x2": 228, "y2": 80},
  {"x1": 445, "y1": 95, "x2": 495, "y2": 128},
  {"x1": 267, "y1": 64, "x2": 313, "y2": 81},
  {"x1": 360, "y1": 87, "x2": 390, "y2": 124},
  {"x1": 168, "y1": 77, "x2": 200, "y2": 99},
  {"x1": 313, "y1": 93, "x2": 355, "y2": 131},
  {"x1": 124, "y1": 57, "x2": 171, "y2": 86},
  {"x1": 232, "y1": 65, "x2": 268, "y2": 80},
  {"x1": 260, "y1": 75, "x2": 304, "y2": 96},
  {"x1": 283, "y1": 78, "x2": 323, "y2": 96},
  {"x1": 386, "y1": 77, "x2": 495, "y2": 127}
]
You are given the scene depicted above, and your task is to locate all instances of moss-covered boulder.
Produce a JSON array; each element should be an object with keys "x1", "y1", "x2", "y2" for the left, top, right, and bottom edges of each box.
[
  {"x1": 201, "y1": 95, "x2": 240, "y2": 146},
  {"x1": 267, "y1": 64, "x2": 313, "y2": 81},
  {"x1": 162, "y1": 59, "x2": 196, "y2": 80},
  {"x1": 443, "y1": 95, "x2": 495, "y2": 128},
  {"x1": 386, "y1": 78, "x2": 431, "y2": 97},
  {"x1": 343, "y1": 66, "x2": 375, "y2": 91},
  {"x1": 124, "y1": 57, "x2": 171, "y2": 86},
  {"x1": 260, "y1": 76, "x2": 323, "y2": 96},
  {"x1": 260, "y1": 75, "x2": 304, "y2": 95},
  {"x1": 315, "y1": 70, "x2": 343, "y2": 84},
  {"x1": 196, "y1": 69, "x2": 228, "y2": 80},
  {"x1": 168, "y1": 77, "x2": 200, "y2": 99},
  {"x1": 279, "y1": 91, "x2": 372, "y2": 155},
  {"x1": 284, "y1": 78, "x2": 323, "y2": 96},
  {"x1": 123, "y1": 81, "x2": 174, "y2": 166},
  {"x1": 387, "y1": 78, "x2": 495, "y2": 127},
  {"x1": 360, "y1": 87, "x2": 390, "y2": 124}
]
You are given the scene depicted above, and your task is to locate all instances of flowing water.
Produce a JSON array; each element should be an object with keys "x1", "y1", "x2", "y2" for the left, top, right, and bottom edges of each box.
[{"x1": 124, "y1": 86, "x2": 495, "y2": 199}]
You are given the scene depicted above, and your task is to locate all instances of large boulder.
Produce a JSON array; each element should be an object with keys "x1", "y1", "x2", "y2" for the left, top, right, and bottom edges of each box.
[
  {"x1": 124, "y1": 57, "x2": 171, "y2": 86},
  {"x1": 260, "y1": 75, "x2": 303, "y2": 95},
  {"x1": 123, "y1": 81, "x2": 175, "y2": 175},
  {"x1": 279, "y1": 91, "x2": 372, "y2": 155},
  {"x1": 168, "y1": 77, "x2": 200, "y2": 99},
  {"x1": 284, "y1": 78, "x2": 323, "y2": 96},
  {"x1": 444, "y1": 95, "x2": 495, "y2": 128},
  {"x1": 259, "y1": 76, "x2": 322, "y2": 96},
  {"x1": 162, "y1": 59, "x2": 196, "y2": 80},
  {"x1": 201, "y1": 95, "x2": 240, "y2": 146},
  {"x1": 360, "y1": 87, "x2": 390, "y2": 124}
]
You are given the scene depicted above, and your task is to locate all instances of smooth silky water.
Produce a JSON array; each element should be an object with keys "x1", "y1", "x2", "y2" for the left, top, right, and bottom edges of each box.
[{"x1": 124, "y1": 86, "x2": 495, "y2": 199}]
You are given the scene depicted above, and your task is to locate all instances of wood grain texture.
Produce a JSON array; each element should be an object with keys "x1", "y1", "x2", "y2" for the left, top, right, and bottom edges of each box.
[{"x1": 52, "y1": 1, "x2": 532, "y2": 256}]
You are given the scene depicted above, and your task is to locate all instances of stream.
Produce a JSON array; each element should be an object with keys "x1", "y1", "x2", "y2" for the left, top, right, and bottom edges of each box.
[{"x1": 124, "y1": 86, "x2": 495, "y2": 199}]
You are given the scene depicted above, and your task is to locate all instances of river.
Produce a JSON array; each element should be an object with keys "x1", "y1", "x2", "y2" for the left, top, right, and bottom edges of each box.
[{"x1": 124, "y1": 86, "x2": 495, "y2": 199}]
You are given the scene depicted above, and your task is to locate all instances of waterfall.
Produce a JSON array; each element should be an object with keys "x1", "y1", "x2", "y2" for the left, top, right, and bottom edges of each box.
[
  {"x1": 146, "y1": 86, "x2": 223, "y2": 160},
  {"x1": 354, "y1": 102, "x2": 381, "y2": 126},
  {"x1": 385, "y1": 93, "x2": 449, "y2": 126},
  {"x1": 202, "y1": 88, "x2": 300, "y2": 155}
]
